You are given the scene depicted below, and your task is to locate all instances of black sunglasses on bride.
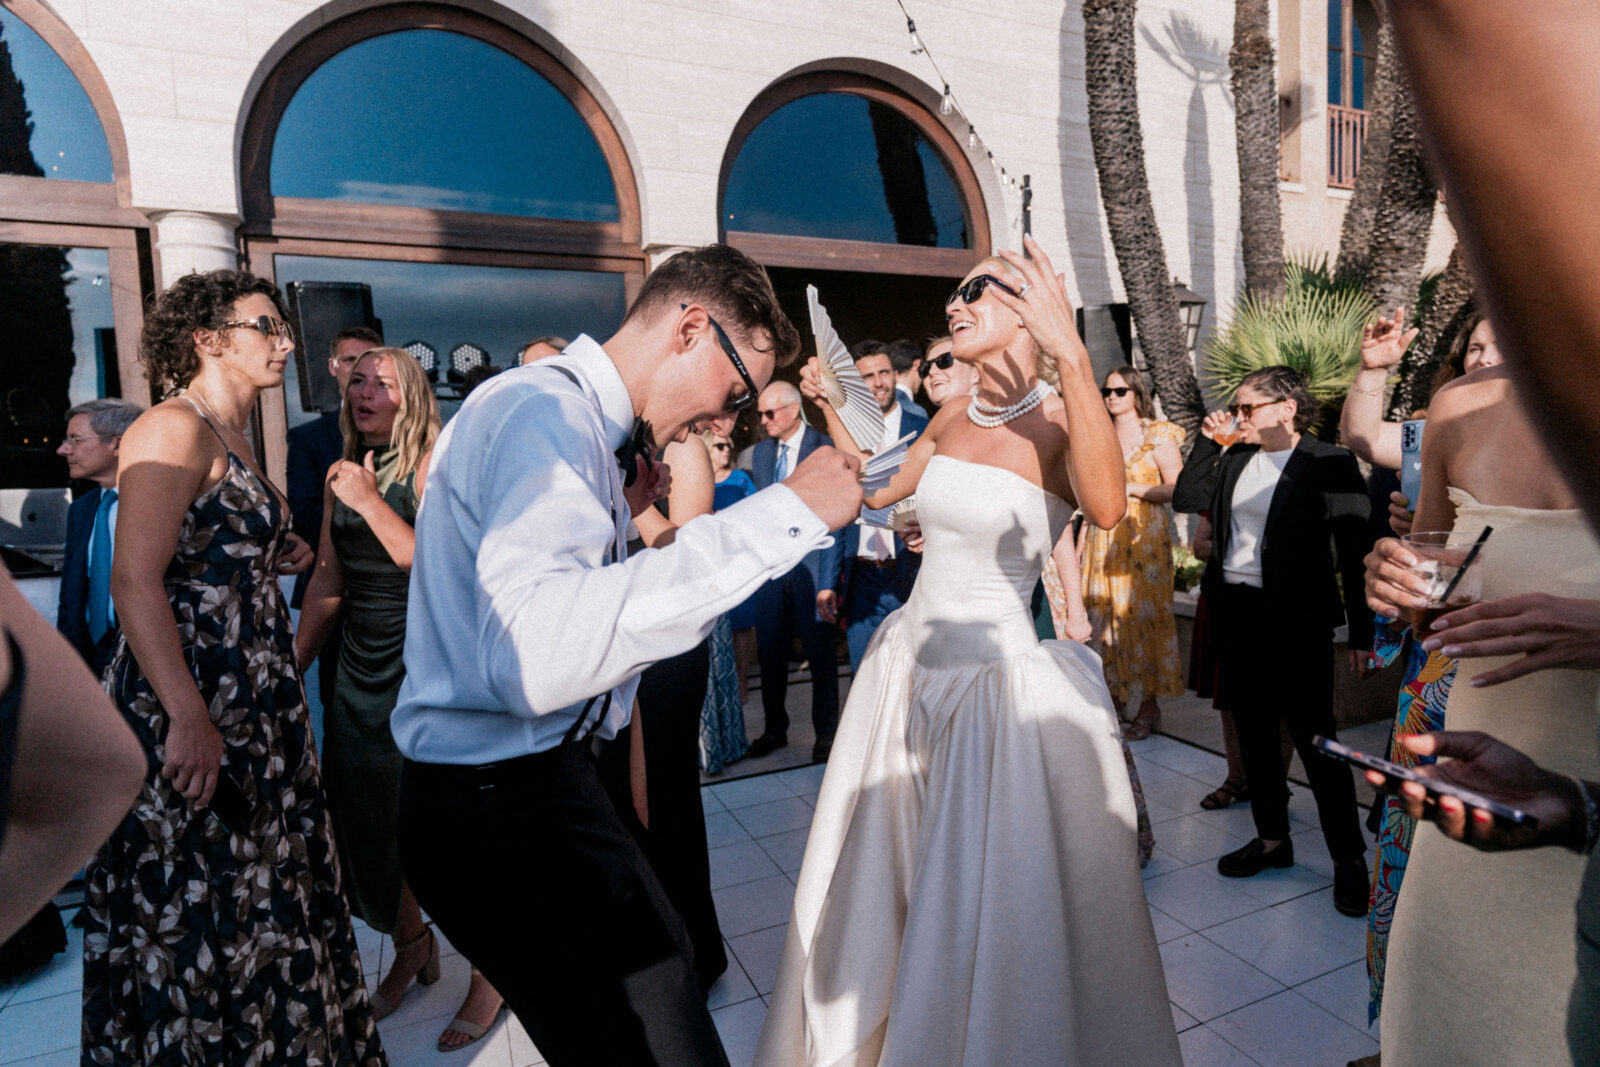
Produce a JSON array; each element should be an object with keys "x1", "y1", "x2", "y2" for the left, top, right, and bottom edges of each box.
[
  {"x1": 917, "y1": 353, "x2": 955, "y2": 378},
  {"x1": 946, "y1": 274, "x2": 1019, "y2": 309}
]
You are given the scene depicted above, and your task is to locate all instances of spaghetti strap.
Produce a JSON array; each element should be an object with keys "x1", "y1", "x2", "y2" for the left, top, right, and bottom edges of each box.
[{"x1": 178, "y1": 395, "x2": 231, "y2": 450}]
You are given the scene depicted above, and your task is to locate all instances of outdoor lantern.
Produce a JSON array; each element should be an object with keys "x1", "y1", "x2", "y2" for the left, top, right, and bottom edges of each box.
[
  {"x1": 448, "y1": 342, "x2": 490, "y2": 381},
  {"x1": 402, "y1": 340, "x2": 438, "y2": 381},
  {"x1": 1172, "y1": 278, "x2": 1207, "y2": 355}
]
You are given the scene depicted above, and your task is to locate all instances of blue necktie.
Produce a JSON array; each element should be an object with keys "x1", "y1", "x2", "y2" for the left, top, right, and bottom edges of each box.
[
  {"x1": 774, "y1": 443, "x2": 791, "y2": 482},
  {"x1": 87, "y1": 488, "x2": 116, "y2": 644}
]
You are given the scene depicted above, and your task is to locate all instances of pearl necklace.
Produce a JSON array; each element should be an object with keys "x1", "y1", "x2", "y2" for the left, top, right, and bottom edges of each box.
[{"x1": 967, "y1": 382, "x2": 1050, "y2": 428}]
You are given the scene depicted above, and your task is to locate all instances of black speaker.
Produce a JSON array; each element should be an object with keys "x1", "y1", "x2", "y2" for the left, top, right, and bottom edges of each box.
[{"x1": 285, "y1": 281, "x2": 380, "y2": 413}]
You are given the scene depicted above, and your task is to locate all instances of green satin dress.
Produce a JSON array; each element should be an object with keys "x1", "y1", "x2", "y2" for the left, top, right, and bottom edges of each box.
[{"x1": 323, "y1": 442, "x2": 418, "y2": 934}]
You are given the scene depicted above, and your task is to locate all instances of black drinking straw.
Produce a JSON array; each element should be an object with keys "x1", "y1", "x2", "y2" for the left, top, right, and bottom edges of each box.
[{"x1": 1438, "y1": 525, "x2": 1494, "y2": 605}]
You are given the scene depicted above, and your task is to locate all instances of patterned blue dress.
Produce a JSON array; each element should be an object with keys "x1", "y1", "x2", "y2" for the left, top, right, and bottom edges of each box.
[
  {"x1": 700, "y1": 471, "x2": 755, "y2": 773},
  {"x1": 82, "y1": 439, "x2": 384, "y2": 1066}
]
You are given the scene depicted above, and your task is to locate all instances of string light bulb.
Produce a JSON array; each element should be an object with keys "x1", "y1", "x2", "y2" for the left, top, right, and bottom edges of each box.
[
  {"x1": 940, "y1": 84, "x2": 953, "y2": 115},
  {"x1": 906, "y1": 16, "x2": 925, "y2": 54},
  {"x1": 968, "y1": 125, "x2": 978, "y2": 150}
]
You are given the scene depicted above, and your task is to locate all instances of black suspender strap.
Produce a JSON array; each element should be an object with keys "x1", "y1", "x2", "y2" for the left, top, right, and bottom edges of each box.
[{"x1": 542, "y1": 362, "x2": 619, "y2": 746}]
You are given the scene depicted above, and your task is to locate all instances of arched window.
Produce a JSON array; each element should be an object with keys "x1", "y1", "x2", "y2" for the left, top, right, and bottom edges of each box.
[
  {"x1": 0, "y1": 0, "x2": 150, "y2": 523},
  {"x1": 717, "y1": 70, "x2": 988, "y2": 443},
  {"x1": 240, "y1": 6, "x2": 643, "y2": 465}
]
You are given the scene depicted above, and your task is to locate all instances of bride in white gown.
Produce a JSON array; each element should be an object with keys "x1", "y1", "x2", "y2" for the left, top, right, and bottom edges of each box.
[{"x1": 754, "y1": 239, "x2": 1181, "y2": 1066}]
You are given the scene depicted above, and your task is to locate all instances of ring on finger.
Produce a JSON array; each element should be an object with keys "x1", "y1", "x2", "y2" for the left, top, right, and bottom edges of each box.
[{"x1": 1017, "y1": 283, "x2": 1032, "y2": 296}]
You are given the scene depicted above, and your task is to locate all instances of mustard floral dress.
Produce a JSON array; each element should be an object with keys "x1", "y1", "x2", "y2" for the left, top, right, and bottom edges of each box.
[{"x1": 1080, "y1": 419, "x2": 1186, "y2": 706}]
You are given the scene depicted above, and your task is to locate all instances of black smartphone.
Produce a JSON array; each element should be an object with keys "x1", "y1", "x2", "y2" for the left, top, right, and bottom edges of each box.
[
  {"x1": 207, "y1": 773, "x2": 254, "y2": 835},
  {"x1": 1313, "y1": 735, "x2": 1536, "y2": 827}
]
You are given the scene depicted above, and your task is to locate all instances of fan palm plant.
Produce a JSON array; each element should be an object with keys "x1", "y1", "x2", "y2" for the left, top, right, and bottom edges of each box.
[{"x1": 1201, "y1": 264, "x2": 1374, "y2": 435}]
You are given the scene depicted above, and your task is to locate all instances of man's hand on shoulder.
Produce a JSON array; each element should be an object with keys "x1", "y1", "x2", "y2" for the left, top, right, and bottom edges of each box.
[{"x1": 785, "y1": 446, "x2": 863, "y2": 531}]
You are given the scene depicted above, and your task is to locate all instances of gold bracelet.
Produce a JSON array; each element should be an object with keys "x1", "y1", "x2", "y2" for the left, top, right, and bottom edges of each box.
[{"x1": 1347, "y1": 382, "x2": 1386, "y2": 397}]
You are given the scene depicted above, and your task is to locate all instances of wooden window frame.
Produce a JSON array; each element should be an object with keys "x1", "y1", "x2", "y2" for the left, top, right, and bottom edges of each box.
[
  {"x1": 1, "y1": 0, "x2": 153, "y2": 405},
  {"x1": 238, "y1": 3, "x2": 643, "y2": 262},
  {"x1": 718, "y1": 71, "x2": 990, "y2": 279}
]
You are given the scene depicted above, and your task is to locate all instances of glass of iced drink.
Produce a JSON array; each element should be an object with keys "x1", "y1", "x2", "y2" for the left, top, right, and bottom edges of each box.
[
  {"x1": 1212, "y1": 416, "x2": 1245, "y2": 448},
  {"x1": 1401, "y1": 530, "x2": 1487, "y2": 635}
]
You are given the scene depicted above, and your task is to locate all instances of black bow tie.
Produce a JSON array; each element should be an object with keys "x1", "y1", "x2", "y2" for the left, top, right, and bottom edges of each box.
[{"x1": 615, "y1": 419, "x2": 654, "y2": 488}]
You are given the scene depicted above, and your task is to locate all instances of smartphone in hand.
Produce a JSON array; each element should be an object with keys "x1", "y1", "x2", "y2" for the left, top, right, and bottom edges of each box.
[{"x1": 1313, "y1": 735, "x2": 1536, "y2": 827}]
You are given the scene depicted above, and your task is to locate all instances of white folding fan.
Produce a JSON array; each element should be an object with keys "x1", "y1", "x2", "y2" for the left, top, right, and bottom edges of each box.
[
  {"x1": 858, "y1": 431, "x2": 917, "y2": 493},
  {"x1": 807, "y1": 285, "x2": 885, "y2": 454}
]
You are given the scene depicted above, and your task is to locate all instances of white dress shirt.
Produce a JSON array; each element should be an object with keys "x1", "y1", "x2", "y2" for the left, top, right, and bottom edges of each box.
[
  {"x1": 1223, "y1": 446, "x2": 1295, "y2": 587},
  {"x1": 856, "y1": 403, "x2": 902, "y2": 561},
  {"x1": 391, "y1": 335, "x2": 832, "y2": 765}
]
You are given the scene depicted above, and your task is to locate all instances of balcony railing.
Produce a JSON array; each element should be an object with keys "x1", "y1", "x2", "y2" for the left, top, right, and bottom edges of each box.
[{"x1": 1328, "y1": 104, "x2": 1369, "y2": 190}]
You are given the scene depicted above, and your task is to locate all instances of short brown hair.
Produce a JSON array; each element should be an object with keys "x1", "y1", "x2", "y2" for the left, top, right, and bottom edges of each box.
[
  {"x1": 330, "y1": 325, "x2": 383, "y2": 357},
  {"x1": 1240, "y1": 365, "x2": 1318, "y2": 433},
  {"x1": 622, "y1": 244, "x2": 800, "y2": 367}
]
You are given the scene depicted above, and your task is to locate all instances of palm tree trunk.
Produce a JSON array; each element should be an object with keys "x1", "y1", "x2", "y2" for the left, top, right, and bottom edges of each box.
[
  {"x1": 1334, "y1": 20, "x2": 1397, "y2": 284},
  {"x1": 1389, "y1": 244, "x2": 1474, "y2": 418},
  {"x1": 1363, "y1": 53, "x2": 1438, "y2": 317},
  {"x1": 1082, "y1": 0, "x2": 1206, "y2": 441},
  {"x1": 1231, "y1": 0, "x2": 1285, "y2": 300}
]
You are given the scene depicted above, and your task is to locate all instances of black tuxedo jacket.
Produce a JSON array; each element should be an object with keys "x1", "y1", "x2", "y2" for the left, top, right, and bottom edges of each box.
[
  {"x1": 1172, "y1": 432, "x2": 1375, "y2": 649},
  {"x1": 286, "y1": 410, "x2": 343, "y2": 608}
]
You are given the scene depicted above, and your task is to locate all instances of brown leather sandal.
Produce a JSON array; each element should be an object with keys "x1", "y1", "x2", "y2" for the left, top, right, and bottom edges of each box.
[{"x1": 1200, "y1": 778, "x2": 1250, "y2": 811}]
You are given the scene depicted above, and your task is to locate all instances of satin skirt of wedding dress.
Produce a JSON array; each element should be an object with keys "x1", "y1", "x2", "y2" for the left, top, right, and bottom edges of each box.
[{"x1": 754, "y1": 456, "x2": 1181, "y2": 1067}]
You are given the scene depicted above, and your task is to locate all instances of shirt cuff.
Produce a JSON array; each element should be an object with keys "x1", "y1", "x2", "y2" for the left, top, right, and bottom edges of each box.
[{"x1": 726, "y1": 483, "x2": 834, "y2": 564}]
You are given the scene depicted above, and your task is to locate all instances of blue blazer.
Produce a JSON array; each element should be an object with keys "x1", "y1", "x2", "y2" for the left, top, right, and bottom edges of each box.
[
  {"x1": 752, "y1": 425, "x2": 833, "y2": 593},
  {"x1": 286, "y1": 410, "x2": 343, "y2": 608},
  {"x1": 823, "y1": 406, "x2": 929, "y2": 598},
  {"x1": 57, "y1": 487, "x2": 102, "y2": 665}
]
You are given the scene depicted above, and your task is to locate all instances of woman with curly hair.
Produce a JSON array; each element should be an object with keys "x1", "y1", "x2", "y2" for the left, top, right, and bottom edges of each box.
[{"x1": 84, "y1": 270, "x2": 386, "y2": 1065}]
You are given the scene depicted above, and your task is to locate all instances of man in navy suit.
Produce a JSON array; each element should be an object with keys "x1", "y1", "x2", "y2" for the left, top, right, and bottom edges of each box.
[
  {"x1": 56, "y1": 398, "x2": 142, "y2": 674},
  {"x1": 748, "y1": 381, "x2": 840, "y2": 761},
  {"x1": 286, "y1": 325, "x2": 382, "y2": 708},
  {"x1": 819, "y1": 345, "x2": 929, "y2": 676},
  {"x1": 887, "y1": 338, "x2": 929, "y2": 421}
]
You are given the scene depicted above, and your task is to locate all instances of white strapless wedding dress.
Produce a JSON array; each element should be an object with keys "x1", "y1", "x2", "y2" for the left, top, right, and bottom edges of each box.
[{"x1": 754, "y1": 456, "x2": 1181, "y2": 1067}]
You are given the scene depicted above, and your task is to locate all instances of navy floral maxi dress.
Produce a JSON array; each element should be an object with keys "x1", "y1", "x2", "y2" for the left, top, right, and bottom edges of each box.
[{"x1": 82, "y1": 438, "x2": 385, "y2": 1067}]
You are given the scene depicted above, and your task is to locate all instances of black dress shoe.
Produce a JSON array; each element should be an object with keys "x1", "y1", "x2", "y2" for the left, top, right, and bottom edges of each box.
[
  {"x1": 811, "y1": 740, "x2": 832, "y2": 763},
  {"x1": 746, "y1": 733, "x2": 788, "y2": 758},
  {"x1": 1217, "y1": 838, "x2": 1295, "y2": 878},
  {"x1": 1333, "y1": 858, "x2": 1370, "y2": 917}
]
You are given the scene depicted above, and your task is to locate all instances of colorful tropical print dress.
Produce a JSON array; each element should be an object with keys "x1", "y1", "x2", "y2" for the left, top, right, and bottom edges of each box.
[
  {"x1": 1080, "y1": 419, "x2": 1187, "y2": 706},
  {"x1": 1365, "y1": 614, "x2": 1456, "y2": 1024},
  {"x1": 82, "y1": 436, "x2": 385, "y2": 1066}
]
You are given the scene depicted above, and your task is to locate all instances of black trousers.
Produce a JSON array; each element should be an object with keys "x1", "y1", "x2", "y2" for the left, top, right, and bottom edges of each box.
[
  {"x1": 398, "y1": 744, "x2": 730, "y2": 1067},
  {"x1": 1212, "y1": 583, "x2": 1366, "y2": 862},
  {"x1": 755, "y1": 567, "x2": 839, "y2": 744},
  {"x1": 597, "y1": 642, "x2": 728, "y2": 993}
]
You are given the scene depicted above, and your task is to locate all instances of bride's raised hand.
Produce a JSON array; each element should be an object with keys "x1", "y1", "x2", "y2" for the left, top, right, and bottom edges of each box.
[
  {"x1": 798, "y1": 355, "x2": 828, "y2": 404},
  {"x1": 991, "y1": 235, "x2": 1090, "y2": 382}
]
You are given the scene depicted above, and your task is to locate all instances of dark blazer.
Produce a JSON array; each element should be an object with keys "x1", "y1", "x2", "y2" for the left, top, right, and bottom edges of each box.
[
  {"x1": 823, "y1": 405, "x2": 930, "y2": 602},
  {"x1": 752, "y1": 424, "x2": 833, "y2": 594},
  {"x1": 1172, "y1": 432, "x2": 1374, "y2": 649},
  {"x1": 286, "y1": 410, "x2": 343, "y2": 608},
  {"x1": 57, "y1": 486, "x2": 103, "y2": 664}
]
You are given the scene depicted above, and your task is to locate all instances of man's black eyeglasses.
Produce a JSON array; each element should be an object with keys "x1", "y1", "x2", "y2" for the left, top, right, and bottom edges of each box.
[
  {"x1": 946, "y1": 274, "x2": 1019, "y2": 309},
  {"x1": 918, "y1": 353, "x2": 955, "y2": 378},
  {"x1": 684, "y1": 304, "x2": 759, "y2": 413},
  {"x1": 1100, "y1": 386, "x2": 1131, "y2": 398},
  {"x1": 219, "y1": 315, "x2": 296, "y2": 344}
]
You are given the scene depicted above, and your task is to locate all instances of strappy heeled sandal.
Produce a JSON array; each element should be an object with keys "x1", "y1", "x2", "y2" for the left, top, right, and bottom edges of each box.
[
  {"x1": 370, "y1": 924, "x2": 440, "y2": 1021},
  {"x1": 437, "y1": 970, "x2": 506, "y2": 1053},
  {"x1": 1200, "y1": 777, "x2": 1251, "y2": 811}
]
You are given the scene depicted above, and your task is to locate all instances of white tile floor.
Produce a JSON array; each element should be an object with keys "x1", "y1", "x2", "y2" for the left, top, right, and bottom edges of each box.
[{"x1": 0, "y1": 734, "x2": 1381, "y2": 1066}]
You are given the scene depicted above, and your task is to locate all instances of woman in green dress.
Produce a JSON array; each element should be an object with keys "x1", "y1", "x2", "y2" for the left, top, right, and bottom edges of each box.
[{"x1": 295, "y1": 348, "x2": 501, "y2": 1052}]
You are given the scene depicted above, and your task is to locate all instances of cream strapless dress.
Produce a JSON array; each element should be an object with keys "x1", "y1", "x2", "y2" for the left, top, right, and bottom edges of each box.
[
  {"x1": 753, "y1": 456, "x2": 1181, "y2": 1067},
  {"x1": 1382, "y1": 488, "x2": 1600, "y2": 1066}
]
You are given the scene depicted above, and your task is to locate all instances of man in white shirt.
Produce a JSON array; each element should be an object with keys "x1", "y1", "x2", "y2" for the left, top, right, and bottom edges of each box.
[{"x1": 391, "y1": 245, "x2": 863, "y2": 1067}]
